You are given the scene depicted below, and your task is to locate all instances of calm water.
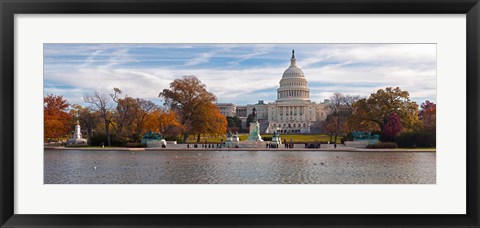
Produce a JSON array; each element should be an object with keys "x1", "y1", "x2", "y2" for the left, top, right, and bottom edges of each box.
[{"x1": 44, "y1": 149, "x2": 436, "y2": 184}]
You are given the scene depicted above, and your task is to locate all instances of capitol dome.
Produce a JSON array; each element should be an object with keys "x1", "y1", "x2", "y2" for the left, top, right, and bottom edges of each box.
[
  {"x1": 282, "y1": 67, "x2": 305, "y2": 78},
  {"x1": 282, "y1": 54, "x2": 305, "y2": 78},
  {"x1": 276, "y1": 50, "x2": 310, "y2": 102}
]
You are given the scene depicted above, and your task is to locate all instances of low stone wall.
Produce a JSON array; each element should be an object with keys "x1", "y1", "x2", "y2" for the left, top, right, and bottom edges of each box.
[
  {"x1": 146, "y1": 140, "x2": 166, "y2": 148},
  {"x1": 344, "y1": 141, "x2": 368, "y2": 148},
  {"x1": 345, "y1": 140, "x2": 379, "y2": 148},
  {"x1": 237, "y1": 141, "x2": 266, "y2": 148},
  {"x1": 224, "y1": 141, "x2": 239, "y2": 148}
]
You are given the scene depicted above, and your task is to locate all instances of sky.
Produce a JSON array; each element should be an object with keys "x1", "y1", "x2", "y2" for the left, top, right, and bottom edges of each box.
[{"x1": 44, "y1": 43, "x2": 436, "y2": 106}]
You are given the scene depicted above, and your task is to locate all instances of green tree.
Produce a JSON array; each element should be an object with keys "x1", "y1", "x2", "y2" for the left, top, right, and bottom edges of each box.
[
  {"x1": 226, "y1": 116, "x2": 242, "y2": 132},
  {"x1": 349, "y1": 87, "x2": 420, "y2": 134},
  {"x1": 246, "y1": 114, "x2": 255, "y2": 125}
]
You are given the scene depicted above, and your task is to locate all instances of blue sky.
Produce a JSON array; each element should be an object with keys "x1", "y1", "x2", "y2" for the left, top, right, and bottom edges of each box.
[{"x1": 44, "y1": 44, "x2": 436, "y2": 106}]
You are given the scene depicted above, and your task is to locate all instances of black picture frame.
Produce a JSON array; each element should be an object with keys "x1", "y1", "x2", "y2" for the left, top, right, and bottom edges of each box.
[{"x1": 1, "y1": 0, "x2": 479, "y2": 227}]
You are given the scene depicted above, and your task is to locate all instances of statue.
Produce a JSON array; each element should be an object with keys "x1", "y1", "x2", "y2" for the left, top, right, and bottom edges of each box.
[
  {"x1": 226, "y1": 131, "x2": 233, "y2": 143},
  {"x1": 143, "y1": 131, "x2": 162, "y2": 140},
  {"x1": 352, "y1": 131, "x2": 380, "y2": 141},
  {"x1": 251, "y1": 107, "x2": 257, "y2": 123},
  {"x1": 247, "y1": 121, "x2": 263, "y2": 142},
  {"x1": 141, "y1": 131, "x2": 166, "y2": 147},
  {"x1": 345, "y1": 131, "x2": 380, "y2": 148},
  {"x1": 232, "y1": 131, "x2": 239, "y2": 142},
  {"x1": 271, "y1": 131, "x2": 281, "y2": 145}
]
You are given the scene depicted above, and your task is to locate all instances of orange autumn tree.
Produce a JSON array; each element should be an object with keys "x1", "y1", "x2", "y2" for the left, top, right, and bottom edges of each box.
[
  {"x1": 144, "y1": 109, "x2": 183, "y2": 140},
  {"x1": 158, "y1": 76, "x2": 217, "y2": 142},
  {"x1": 207, "y1": 109, "x2": 227, "y2": 137},
  {"x1": 190, "y1": 102, "x2": 227, "y2": 142},
  {"x1": 44, "y1": 94, "x2": 73, "y2": 141}
]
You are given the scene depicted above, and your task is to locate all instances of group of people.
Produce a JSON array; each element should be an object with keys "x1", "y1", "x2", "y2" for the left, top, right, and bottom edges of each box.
[
  {"x1": 187, "y1": 144, "x2": 225, "y2": 149},
  {"x1": 283, "y1": 139, "x2": 295, "y2": 148},
  {"x1": 305, "y1": 143, "x2": 321, "y2": 149},
  {"x1": 182, "y1": 138, "x2": 338, "y2": 150},
  {"x1": 266, "y1": 142, "x2": 280, "y2": 148}
]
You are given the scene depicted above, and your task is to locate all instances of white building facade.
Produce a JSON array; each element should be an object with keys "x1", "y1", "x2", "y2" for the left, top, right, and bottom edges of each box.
[
  {"x1": 216, "y1": 50, "x2": 330, "y2": 134},
  {"x1": 265, "y1": 50, "x2": 329, "y2": 133},
  {"x1": 216, "y1": 103, "x2": 236, "y2": 117}
]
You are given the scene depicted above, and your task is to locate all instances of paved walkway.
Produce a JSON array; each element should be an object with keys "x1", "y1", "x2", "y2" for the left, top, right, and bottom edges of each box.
[{"x1": 44, "y1": 144, "x2": 435, "y2": 153}]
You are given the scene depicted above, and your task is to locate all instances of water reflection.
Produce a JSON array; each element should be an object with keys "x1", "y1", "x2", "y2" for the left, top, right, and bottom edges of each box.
[{"x1": 44, "y1": 150, "x2": 436, "y2": 184}]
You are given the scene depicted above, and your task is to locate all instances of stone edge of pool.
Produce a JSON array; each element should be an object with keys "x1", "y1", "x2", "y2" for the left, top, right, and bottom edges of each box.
[{"x1": 44, "y1": 146, "x2": 436, "y2": 153}]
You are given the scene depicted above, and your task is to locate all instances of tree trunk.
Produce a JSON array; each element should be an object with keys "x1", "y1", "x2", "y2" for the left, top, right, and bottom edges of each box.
[
  {"x1": 197, "y1": 134, "x2": 201, "y2": 143},
  {"x1": 183, "y1": 132, "x2": 189, "y2": 143},
  {"x1": 105, "y1": 122, "x2": 111, "y2": 146}
]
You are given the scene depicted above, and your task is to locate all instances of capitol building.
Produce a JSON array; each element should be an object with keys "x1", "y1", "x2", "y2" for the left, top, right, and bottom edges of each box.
[{"x1": 217, "y1": 50, "x2": 330, "y2": 134}]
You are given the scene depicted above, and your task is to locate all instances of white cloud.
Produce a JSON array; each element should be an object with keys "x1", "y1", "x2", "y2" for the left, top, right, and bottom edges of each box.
[{"x1": 44, "y1": 44, "x2": 437, "y2": 106}]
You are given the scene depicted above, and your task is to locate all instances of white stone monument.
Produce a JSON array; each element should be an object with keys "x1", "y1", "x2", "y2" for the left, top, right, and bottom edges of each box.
[
  {"x1": 67, "y1": 120, "x2": 88, "y2": 145},
  {"x1": 246, "y1": 107, "x2": 263, "y2": 142},
  {"x1": 271, "y1": 131, "x2": 282, "y2": 145},
  {"x1": 247, "y1": 121, "x2": 263, "y2": 142},
  {"x1": 232, "y1": 132, "x2": 239, "y2": 142}
]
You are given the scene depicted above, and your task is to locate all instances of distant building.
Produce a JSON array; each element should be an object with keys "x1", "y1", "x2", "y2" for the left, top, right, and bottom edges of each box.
[
  {"x1": 216, "y1": 103, "x2": 236, "y2": 117},
  {"x1": 217, "y1": 50, "x2": 331, "y2": 133},
  {"x1": 235, "y1": 106, "x2": 247, "y2": 118}
]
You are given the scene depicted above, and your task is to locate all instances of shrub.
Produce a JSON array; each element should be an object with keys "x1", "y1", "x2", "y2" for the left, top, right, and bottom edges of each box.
[
  {"x1": 262, "y1": 136, "x2": 272, "y2": 141},
  {"x1": 65, "y1": 144, "x2": 90, "y2": 148},
  {"x1": 89, "y1": 133, "x2": 124, "y2": 147},
  {"x1": 341, "y1": 132, "x2": 353, "y2": 144},
  {"x1": 129, "y1": 134, "x2": 143, "y2": 143},
  {"x1": 372, "y1": 131, "x2": 395, "y2": 142},
  {"x1": 124, "y1": 142, "x2": 145, "y2": 148},
  {"x1": 89, "y1": 134, "x2": 105, "y2": 146},
  {"x1": 395, "y1": 130, "x2": 436, "y2": 148},
  {"x1": 164, "y1": 135, "x2": 182, "y2": 142},
  {"x1": 366, "y1": 142, "x2": 398, "y2": 149}
]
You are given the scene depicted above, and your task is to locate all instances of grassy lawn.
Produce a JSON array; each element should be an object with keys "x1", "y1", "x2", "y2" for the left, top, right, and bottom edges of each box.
[
  {"x1": 186, "y1": 133, "x2": 342, "y2": 144},
  {"x1": 64, "y1": 145, "x2": 119, "y2": 148}
]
